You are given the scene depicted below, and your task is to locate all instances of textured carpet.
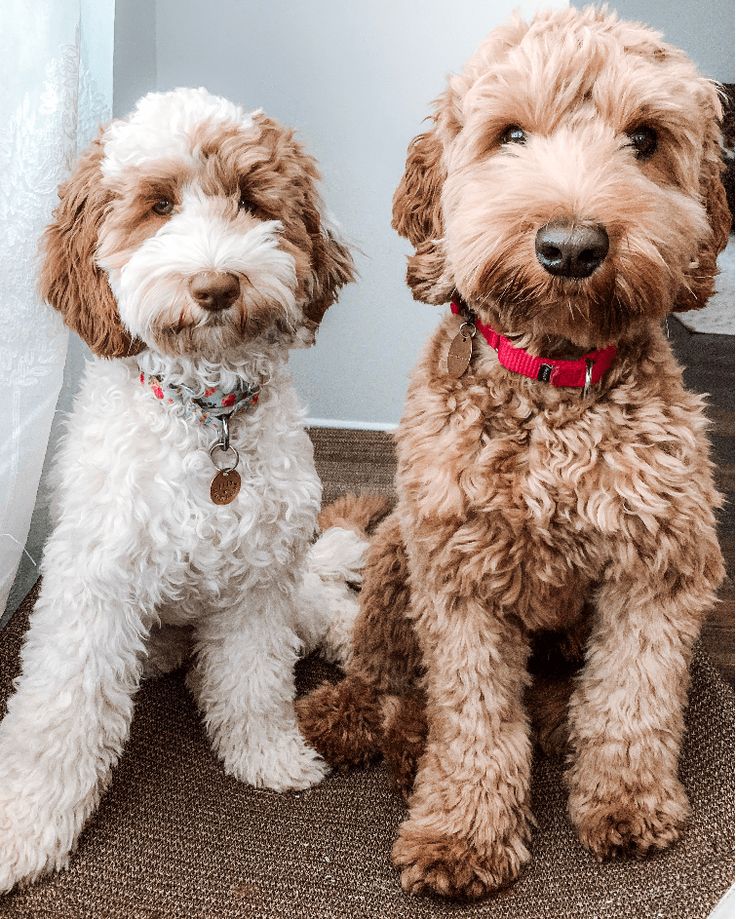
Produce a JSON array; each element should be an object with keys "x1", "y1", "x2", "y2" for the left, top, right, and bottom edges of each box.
[
  {"x1": 0, "y1": 425, "x2": 733, "y2": 919},
  {"x1": 0, "y1": 583, "x2": 733, "y2": 919}
]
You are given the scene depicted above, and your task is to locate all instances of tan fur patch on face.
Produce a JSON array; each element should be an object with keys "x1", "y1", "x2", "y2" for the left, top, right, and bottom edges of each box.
[{"x1": 98, "y1": 159, "x2": 193, "y2": 270}]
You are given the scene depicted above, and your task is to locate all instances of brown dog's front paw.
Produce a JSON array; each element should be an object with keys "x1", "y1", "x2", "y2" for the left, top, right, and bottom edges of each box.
[
  {"x1": 572, "y1": 783, "x2": 689, "y2": 860},
  {"x1": 391, "y1": 820, "x2": 529, "y2": 899}
]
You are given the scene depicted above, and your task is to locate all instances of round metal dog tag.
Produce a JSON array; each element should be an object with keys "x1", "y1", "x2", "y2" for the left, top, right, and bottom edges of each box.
[
  {"x1": 210, "y1": 469, "x2": 241, "y2": 505},
  {"x1": 446, "y1": 324, "x2": 475, "y2": 378}
]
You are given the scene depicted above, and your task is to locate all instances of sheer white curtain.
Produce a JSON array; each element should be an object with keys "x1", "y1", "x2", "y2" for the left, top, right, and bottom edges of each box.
[{"x1": 0, "y1": 0, "x2": 114, "y2": 615}]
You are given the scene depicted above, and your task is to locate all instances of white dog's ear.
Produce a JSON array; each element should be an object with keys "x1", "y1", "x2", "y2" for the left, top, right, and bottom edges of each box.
[
  {"x1": 302, "y1": 209, "x2": 355, "y2": 328},
  {"x1": 392, "y1": 127, "x2": 449, "y2": 304},
  {"x1": 40, "y1": 132, "x2": 146, "y2": 358},
  {"x1": 252, "y1": 113, "x2": 355, "y2": 334},
  {"x1": 674, "y1": 80, "x2": 732, "y2": 313}
]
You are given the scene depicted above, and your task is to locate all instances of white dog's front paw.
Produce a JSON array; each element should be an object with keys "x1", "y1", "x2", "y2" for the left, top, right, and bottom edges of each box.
[
  {"x1": 222, "y1": 729, "x2": 328, "y2": 792},
  {"x1": 0, "y1": 794, "x2": 67, "y2": 894}
]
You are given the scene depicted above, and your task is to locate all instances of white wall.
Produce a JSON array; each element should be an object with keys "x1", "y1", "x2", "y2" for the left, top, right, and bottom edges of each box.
[
  {"x1": 146, "y1": 0, "x2": 566, "y2": 427},
  {"x1": 112, "y1": 0, "x2": 155, "y2": 116},
  {"x1": 611, "y1": 0, "x2": 734, "y2": 81}
]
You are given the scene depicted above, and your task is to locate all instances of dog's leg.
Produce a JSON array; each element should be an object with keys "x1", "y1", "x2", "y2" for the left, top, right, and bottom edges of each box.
[
  {"x1": 0, "y1": 567, "x2": 148, "y2": 892},
  {"x1": 526, "y1": 675, "x2": 575, "y2": 757},
  {"x1": 189, "y1": 584, "x2": 327, "y2": 791},
  {"x1": 526, "y1": 619, "x2": 590, "y2": 757},
  {"x1": 379, "y1": 691, "x2": 428, "y2": 801},
  {"x1": 392, "y1": 588, "x2": 533, "y2": 899},
  {"x1": 566, "y1": 541, "x2": 722, "y2": 860}
]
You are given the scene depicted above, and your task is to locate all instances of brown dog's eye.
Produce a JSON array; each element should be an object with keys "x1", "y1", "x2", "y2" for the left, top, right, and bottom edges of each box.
[
  {"x1": 238, "y1": 193, "x2": 250, "y2": 211},
  {"x1": 501, "y1": 125, "x2": 526, "y2": 145},
  {"x1": 628, "y1": 126, "x2": 658, "y2": 159},
  {"x1": 152, "y1": 198, "x2": 173, "y2": 216}
]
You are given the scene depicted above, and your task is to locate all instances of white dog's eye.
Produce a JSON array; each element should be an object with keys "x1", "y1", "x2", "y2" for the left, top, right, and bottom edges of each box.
[
  {"x1": 152, "y1": 198, "x2": 174, "y2": 216},
  {"x1": 500, "y1": 125, "x2": 526, "y2": 145},
  {"x1": 628, "y1": 126, "x2": 658, "y2": 160}
]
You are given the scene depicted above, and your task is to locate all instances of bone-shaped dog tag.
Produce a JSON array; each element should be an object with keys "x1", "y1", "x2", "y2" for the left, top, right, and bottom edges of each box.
[{"x1": 446, "y1": 316, "x2": 475, "y2": 378}]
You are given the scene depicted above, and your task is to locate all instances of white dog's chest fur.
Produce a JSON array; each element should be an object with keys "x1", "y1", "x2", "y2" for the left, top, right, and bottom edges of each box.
[{"x1": 49, "y1": 355, "x2": 321, "y2": 625}]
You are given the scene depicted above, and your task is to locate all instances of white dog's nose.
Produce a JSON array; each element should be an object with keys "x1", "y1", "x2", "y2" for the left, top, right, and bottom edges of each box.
[{"x1": 189, "y1": 271, "x2": 240, "y2": 311}]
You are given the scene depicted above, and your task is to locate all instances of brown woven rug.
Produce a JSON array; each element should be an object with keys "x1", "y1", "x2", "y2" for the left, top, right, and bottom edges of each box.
[{"x1": 0, "y1": 427, "x2": 733, "y2": 919}]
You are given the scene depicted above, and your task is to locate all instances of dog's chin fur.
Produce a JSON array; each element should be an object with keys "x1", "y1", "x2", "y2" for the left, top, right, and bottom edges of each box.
[{"x1": 0, "y1": 87, "x2": 356, "y2": 895}]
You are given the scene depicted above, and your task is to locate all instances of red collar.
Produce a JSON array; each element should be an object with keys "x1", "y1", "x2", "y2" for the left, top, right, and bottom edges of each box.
[{"x1": 450, "y1": 300, "x2": 617, "y2": 390}]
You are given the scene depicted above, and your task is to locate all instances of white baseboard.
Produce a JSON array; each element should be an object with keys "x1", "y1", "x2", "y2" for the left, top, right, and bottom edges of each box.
[{"x1": 306, "y1": 417, "x2": 398, "y2": 432}]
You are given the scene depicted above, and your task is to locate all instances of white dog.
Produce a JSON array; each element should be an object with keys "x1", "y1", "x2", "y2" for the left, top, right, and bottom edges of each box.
[{"x1": 0, "y1": 88, "x2": 363, "y2": 892}]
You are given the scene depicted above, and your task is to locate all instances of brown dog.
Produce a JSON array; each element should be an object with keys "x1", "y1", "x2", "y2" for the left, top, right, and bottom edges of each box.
[{"x1": 297, "y1": 6, "x2": 730, "y2": 900}]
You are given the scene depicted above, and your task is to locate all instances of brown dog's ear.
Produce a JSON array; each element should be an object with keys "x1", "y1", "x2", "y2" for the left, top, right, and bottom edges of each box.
[
  {"x1": 40, "y1": 133, "x2": 145, "y2": 357},
  {"x1": 392, "y1": 120, "x2": 452, "y2": 304},
  {"x1": 674, "y1": 81, "x2": 732, "y2": 313}
]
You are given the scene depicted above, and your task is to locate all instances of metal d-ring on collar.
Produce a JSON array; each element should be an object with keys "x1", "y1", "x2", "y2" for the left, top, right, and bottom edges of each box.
[
  {"x1": 459, "y1": 320, "x2": 477, "y2": 341},
  {"x1": 209, "y1": 413, "x2": 240, "y2": 473}
]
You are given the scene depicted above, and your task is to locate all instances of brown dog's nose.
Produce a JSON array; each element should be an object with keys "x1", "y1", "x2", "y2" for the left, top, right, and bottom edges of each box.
[
  {"x1": 535, "y1": 221, "x2": 609, "y2": 279},
  {"x1": 188, "y1": 271, "x2": 240, "y2": 311}
]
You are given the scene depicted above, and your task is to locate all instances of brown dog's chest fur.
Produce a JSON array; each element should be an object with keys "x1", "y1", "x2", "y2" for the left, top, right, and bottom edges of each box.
[{"x1": 395, "y1": 315, "x2": 715, "y2": 633}]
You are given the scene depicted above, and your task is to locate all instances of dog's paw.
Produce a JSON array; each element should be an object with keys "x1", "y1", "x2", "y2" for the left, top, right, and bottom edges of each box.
[
  {"x1": 0, "y1": 798, "x2": 66, "y2": 894},
  {"x1": 571, "y1": 781, "x2": 689, "y2": 860},
  {"x1": 391, "y1": 819, "x2": 529, "y2": 899},
  {"x1": 295, "y1": 677, "x2": 382, "y2": 770},
  {"x1": 223, "y1": 729, "x2": 328, "y2": 792}
]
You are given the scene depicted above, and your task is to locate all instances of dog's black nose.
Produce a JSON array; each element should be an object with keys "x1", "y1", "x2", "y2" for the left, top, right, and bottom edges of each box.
[
  {"x1": 189, "y1": 271, "x2": 240, "y2": 311},
  {"x1": 535, "y1": 221, "x2": 609, "y2": 279}
]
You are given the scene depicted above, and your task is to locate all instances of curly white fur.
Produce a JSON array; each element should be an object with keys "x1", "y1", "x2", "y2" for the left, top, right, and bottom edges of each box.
[{"x1": 0, "y1": 88, "x2": 359, "y2": 893}]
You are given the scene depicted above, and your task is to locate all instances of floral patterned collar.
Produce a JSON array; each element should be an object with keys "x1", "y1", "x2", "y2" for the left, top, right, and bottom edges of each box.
[{"x1": 138, "y1": 370, "x2": 260, "y2": 427}]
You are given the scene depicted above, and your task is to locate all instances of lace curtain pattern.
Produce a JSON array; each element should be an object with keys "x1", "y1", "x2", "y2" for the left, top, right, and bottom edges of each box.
[{"x1": 0, "y1": 0, "x2": 114, "y2": 616}]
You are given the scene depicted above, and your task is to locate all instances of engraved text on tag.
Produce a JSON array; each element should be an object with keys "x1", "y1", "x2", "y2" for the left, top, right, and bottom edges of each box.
[{"x1": 210, "y1": 469, "x2": 241, "y2": 505}]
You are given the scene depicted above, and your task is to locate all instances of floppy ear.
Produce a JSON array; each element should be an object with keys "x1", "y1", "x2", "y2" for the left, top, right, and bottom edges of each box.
[
  {"x1": 301, "y1": 208, "x2": 355, "y2": 327},
  {"x1": 252, "y1": 113, "x2": 355, "y2": 331},
  {"x1": 40, "y1": 132, "x2": 145, "y2": 357},
  {"x1": 391, "y1": 125, "x2": 451, "y2": 304},
  {"x1": 674, "y1": 81, "x2": 732, "y2": 313}
]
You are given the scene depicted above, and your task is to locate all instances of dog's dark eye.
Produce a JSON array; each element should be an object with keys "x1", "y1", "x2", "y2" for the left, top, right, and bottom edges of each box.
[
  {"x1": 152, "y1": 198, "x2": 173, "y2": 216},
  {"x1": 500, "y1": 125, "x2": 526, "y2": 145},
  {"x1": 238, "y1": 194, "x2": 249, "y2": 211},
  {"x1": 628, "y1": 126, "x2": 658, "y2": 159}
]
